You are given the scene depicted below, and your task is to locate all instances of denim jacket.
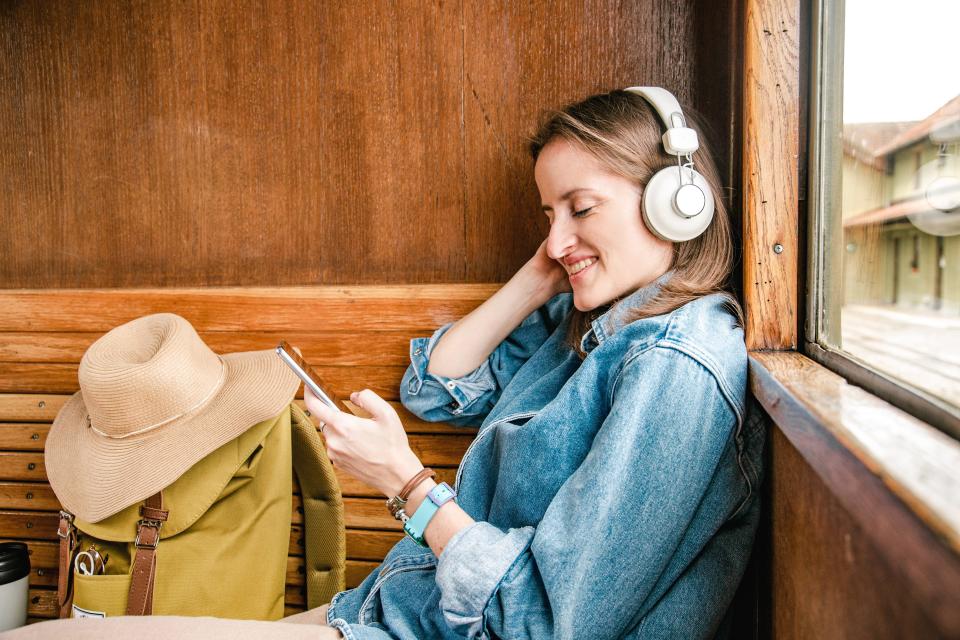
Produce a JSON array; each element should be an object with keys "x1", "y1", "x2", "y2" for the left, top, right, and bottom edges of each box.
[{"x1": 327, "y1": 276, "x2": 764, "y2": 639}]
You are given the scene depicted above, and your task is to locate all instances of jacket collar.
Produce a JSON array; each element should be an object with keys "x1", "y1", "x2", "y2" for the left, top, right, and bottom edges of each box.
[{"x1": 579, "y1": 270, "x2": 673, "y2": 353}]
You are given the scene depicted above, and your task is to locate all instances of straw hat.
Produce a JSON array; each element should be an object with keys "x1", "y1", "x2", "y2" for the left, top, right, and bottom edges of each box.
[{"x1": 45, "y1": 313, "x2": 301, "y2": 523}]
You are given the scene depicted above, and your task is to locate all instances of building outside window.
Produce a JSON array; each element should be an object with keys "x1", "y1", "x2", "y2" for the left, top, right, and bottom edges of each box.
[{"x1": 811, "y1": 0, "x2": 960, "y2": 434}]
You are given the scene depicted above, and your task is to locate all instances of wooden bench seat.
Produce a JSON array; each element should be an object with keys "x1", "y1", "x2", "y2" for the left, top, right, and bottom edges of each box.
[{"x1": 0, "y1": 285, "x2": 498, "y2": 621}]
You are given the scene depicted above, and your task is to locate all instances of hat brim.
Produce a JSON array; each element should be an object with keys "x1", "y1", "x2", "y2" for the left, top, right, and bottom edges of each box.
[{"x1": 45, "y1": 349, "x2": 301, "y2": 523}]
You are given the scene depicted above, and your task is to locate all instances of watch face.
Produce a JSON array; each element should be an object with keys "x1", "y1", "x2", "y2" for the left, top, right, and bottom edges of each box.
[{"x1": 428, "y1": 482, "x2": 456, "y2": 506}]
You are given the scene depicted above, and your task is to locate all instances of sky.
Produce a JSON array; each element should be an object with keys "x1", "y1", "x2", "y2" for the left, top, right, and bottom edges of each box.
[{"x1": 843, "y1": 0, "x2": 960, "y2": 123}]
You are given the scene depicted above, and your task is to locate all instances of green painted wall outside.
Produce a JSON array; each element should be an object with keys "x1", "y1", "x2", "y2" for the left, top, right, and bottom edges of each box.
[
  {"x1": 942, "y1": 235, "x2": 960, "y2": 314},
  {"x1": 842, "y1": 136, "x2": 959, "y2": 315},
  {"x1": 890, "y1": 141, "x2": 960, "y2": 203},
  {"x1": 841, "y1": 155, "x2": 887, "y2": 219}
]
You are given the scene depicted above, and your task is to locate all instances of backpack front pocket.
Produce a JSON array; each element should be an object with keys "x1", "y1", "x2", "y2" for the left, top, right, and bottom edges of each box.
[{"x1": 72, "y1": 571, "x2": 132, "y2": 617}]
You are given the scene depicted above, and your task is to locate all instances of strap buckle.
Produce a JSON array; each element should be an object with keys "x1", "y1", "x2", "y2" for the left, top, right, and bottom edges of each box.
[
  {"x1": 56, "y1": 510, "x2": 74, "y2": 537},
  {"x1": 134, "y1": 519, "x2": 163, "y2": 549},
  {"x1": 57, "y1": 510, "x2": 77, "y2": 548}
]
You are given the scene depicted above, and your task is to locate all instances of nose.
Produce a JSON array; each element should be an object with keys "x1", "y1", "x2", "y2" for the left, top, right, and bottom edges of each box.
[{"x1": 546, "y1": 216, "x2": 576, "y2": 261}]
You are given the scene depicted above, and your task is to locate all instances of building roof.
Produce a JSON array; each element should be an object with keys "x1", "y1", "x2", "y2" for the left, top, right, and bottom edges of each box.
[
  {"x1": 844, "y1": 190, "x2": 960, "y2": 232},
  {"x1": 874, "y1": 94, "x2": 960, "y2": 156},
  {"x1": 842, "y1": 197, "x2": 930, "y2": 227},
  {"x1": 843, "y1": 122, "x2": 915, "y2": 156},
  {"x1": 843, "y1": 122, "x2": 916, "y2": 169}
]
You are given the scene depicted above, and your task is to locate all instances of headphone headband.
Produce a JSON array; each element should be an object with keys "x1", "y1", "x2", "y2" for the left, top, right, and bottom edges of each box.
[{"x1": 624, "y1": 86, "x2": 700, "y2": 156}]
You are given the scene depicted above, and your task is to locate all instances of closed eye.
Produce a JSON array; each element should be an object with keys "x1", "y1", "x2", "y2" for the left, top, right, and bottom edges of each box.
[{"x1": 573, "y1": 206, "x2": 594, "y2": 218}]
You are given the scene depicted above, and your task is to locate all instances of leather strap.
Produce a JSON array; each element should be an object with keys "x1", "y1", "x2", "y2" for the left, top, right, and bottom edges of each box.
[
  {"x1": 399, "y1": 468, "x2": 436, "y2": 501},
  {"x1": 56, "y1": 510, "x2": 78, "y2": 618},
  {"x1": 126, "y1": 492, "x2": 168, "y2": 616},
  {"x1": 387, "y1": 468, "x2": 436, "y2": 518}
]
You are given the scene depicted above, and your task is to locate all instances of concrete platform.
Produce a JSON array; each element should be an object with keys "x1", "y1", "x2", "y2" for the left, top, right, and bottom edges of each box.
[{"x1": 841, "y1": 304, "x2": 960, "y2": 406}]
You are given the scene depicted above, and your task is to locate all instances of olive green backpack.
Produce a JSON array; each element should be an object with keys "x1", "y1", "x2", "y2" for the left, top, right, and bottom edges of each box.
[{"x1": 55, "y1": 403, "x2": 344, "y2": 620}]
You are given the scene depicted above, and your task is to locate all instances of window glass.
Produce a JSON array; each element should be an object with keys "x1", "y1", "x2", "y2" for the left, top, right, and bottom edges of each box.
[{"x1": 822, "y1": 0, "x2": 960, "y2": 411}]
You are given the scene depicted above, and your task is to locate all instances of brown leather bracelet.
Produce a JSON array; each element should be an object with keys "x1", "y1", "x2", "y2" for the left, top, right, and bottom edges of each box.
[{"x1": 386, "y1": 467, "x2": 436, "y2": 517}]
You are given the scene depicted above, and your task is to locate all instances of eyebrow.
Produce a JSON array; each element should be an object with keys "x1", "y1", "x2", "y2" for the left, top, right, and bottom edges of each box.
[{"x1": 541, "y1": 188, "x2": 598, "y2": 212}]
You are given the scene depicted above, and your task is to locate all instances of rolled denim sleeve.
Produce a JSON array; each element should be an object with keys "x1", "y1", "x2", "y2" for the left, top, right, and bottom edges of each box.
[
  {"x1": 434, "y1": 345, "x2": 744, "y2": 639},
  {"x1": 326, "y1": 619, "x2": 395, "y2": 640},
  {"x1": 400, "y1": 293, "x2": 572, "y2": 427}
]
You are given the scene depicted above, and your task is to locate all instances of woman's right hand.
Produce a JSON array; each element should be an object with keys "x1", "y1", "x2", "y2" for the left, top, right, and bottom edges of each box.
[
  {"x1": 427, "y1": 238, "x2": 568, "y2": 379},
  {"x1": 523, "y1": 238, "x2": 571, "y2": 298}
]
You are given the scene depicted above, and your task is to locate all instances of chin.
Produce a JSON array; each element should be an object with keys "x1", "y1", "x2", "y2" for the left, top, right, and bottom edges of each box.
[{"x1": 572, "y1": 290, "x2": 608, "y2": 313}]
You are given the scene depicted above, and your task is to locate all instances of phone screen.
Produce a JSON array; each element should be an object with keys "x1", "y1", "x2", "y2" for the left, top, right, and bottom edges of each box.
[{"x1": 276, "y1": 341, "x2": 340, "y2": 411}]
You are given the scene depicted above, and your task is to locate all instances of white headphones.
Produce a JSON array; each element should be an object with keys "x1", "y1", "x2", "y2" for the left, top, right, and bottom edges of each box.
[{"x1": 624, "y1": 86, "x2": 715, "y2": 242}]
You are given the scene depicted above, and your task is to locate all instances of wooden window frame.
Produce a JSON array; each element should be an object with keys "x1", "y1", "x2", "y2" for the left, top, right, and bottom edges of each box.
[
  {"x1": 803, "y1": 0, "x2": 960, "y2": 438},
  {"x1": 743, "y1": 0, "x2": 960, "y2": 632}
]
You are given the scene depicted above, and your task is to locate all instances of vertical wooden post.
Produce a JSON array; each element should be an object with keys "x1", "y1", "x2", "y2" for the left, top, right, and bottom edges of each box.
[{"x1": 742, "y1": 0, "x2": 801, "y2": 350}]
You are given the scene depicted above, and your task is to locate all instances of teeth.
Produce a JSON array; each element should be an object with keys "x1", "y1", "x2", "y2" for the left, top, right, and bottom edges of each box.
[{"x1": 568, "y1": 258, "x2": 596, "y2": 275}]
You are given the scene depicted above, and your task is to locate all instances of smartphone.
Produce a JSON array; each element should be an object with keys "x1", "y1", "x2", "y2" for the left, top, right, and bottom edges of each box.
[{"x1": 276, "y1": 341, "x2": 340, "y2": 411}]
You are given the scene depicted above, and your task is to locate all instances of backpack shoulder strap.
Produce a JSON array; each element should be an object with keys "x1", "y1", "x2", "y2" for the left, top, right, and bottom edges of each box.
[
  {"x1": 290, "y1": 403, "x2": 345, "y2": 608},
  {"x1": 126, "y1": 491, "x2": 168, "y2": 615},
  {"x1": 56, "y1": 510, "x2": 78, "y2": 618}
]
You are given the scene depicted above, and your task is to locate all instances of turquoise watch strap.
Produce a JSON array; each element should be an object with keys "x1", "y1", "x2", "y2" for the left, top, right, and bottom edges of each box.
[{"x1": 403, "y1": 482, "x2": 456, "y2": 547}]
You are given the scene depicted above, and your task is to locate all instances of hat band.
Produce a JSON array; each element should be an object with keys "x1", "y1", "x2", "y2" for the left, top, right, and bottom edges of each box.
[{"x1": 87, "y1": 356, "x2": 228, "y2": 440}]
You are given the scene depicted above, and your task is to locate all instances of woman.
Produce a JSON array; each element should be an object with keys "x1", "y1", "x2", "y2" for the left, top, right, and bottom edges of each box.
[
  {"x1": 300, "y1": 87, "x2": 764, "y2": 639},
  {"x1": 11, "y1": 88, "x2": 761, "y2": 640}
]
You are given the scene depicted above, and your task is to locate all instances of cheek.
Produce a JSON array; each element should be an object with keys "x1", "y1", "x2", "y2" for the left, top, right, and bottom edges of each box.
[
  {"x1": 614, "y1": 215, "x2": 664, "y2": 255},
  {"x1": 598, "y1": 232, "x2": 644, "y2": 268}
]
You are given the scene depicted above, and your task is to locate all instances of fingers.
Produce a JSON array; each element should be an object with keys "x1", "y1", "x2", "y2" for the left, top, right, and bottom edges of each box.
[
  {"x1": 303, "y1": 388, "x2": 353, "y2": 432},
  {"x1": 349, "y1": 389, "x2": 396, "y2": 423},
  {"x1": 303, "y1": 388, "x2": 332, "y2": 423}
]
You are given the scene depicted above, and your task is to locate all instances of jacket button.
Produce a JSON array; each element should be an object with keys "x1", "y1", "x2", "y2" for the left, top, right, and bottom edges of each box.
[
  {"x1": 446, "y1": 381, "x2": 455, "y2": 390},
  {"x1": 414, "y1": 348, "x2": 423, "y2": 356}
]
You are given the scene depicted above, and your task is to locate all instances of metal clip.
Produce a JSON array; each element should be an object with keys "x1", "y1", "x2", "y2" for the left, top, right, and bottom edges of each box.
[
  {"x1": 134, "y1": 519, "x2": 163, "y2": 549},
  {"x1": 385, "y1": 495, "x2": 407, "y2": 519},
  {"x1": 676, "y1": 153, "x2": 696, "y2": 185},
  {"x1": 57, "y1": 510, "x2": 78, "y2": 552},
  {"x1": 56, "y1": 510, "x2": 74, "y2": 536}
]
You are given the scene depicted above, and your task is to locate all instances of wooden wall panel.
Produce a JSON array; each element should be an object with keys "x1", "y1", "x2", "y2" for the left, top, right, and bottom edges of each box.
[
  {"x1": 751, "y1": 353, "x2": 960, "y2": 638},
  {"x1": 0, "y1": 0, "x2": 465, "y2": 287},
  {"x1": 766, "y1": 428, "x2": 944, "y2": 638},
  {"x1": 0, "y1": 0, "x2": 738, "y2": 288},
  {"x1": 460, "y1": 1, "x2": 698, "y2": 281}
]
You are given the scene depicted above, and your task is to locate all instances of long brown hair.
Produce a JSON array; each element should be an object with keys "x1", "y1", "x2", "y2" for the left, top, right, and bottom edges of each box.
[{"x1": 529, "y1": 89, "x2": 742, "y2": 359}]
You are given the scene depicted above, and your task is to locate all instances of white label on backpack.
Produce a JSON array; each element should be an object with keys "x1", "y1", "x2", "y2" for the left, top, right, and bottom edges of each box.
[{"x1": 72, "y1": 604, "x2": 106, "y2": 618}]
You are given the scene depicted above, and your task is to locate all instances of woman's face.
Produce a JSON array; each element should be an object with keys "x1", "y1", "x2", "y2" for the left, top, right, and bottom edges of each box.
[{"x1": 535, "y1": 138, "x2": 673, "y2": 312}]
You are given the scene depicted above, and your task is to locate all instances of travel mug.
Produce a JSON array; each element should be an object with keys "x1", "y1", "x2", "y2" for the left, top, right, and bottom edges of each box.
[{"x1": 0, "y1": 542, "x2": 30, "y2": 631}]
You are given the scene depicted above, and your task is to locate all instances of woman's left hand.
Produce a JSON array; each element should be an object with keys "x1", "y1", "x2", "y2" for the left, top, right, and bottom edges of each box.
[{"x1": 303, "y1": 387, "x2": 425, "y2": 498}]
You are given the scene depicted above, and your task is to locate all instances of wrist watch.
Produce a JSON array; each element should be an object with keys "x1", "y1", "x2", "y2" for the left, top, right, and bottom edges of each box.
[{"x1": 403, "y1": 482, "x2": 457, "y2": 547}]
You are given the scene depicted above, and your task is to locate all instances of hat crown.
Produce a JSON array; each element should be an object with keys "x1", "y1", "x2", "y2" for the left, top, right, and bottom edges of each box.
[{"x1": 79, "y1": 314, "x2": 225, "y2": 438}]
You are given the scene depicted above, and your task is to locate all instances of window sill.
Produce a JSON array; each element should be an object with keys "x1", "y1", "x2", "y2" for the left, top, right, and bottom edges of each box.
[
  {"x1": 750, "y1": 351, "x2": 959, "y2": 550},
  {"x1": 749, "y1": 351, "x2": 960, "y2": 630}
]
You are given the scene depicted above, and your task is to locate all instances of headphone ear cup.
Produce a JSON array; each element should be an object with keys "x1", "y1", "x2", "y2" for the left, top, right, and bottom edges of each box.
[{"x1": 642, "y1": 167, "x2": 716, "y2": 242}]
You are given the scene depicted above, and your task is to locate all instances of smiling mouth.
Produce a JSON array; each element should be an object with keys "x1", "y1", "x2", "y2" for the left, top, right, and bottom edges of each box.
[{"x1": 567, "y1": 257, "x2": 597, "y2": 279}]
